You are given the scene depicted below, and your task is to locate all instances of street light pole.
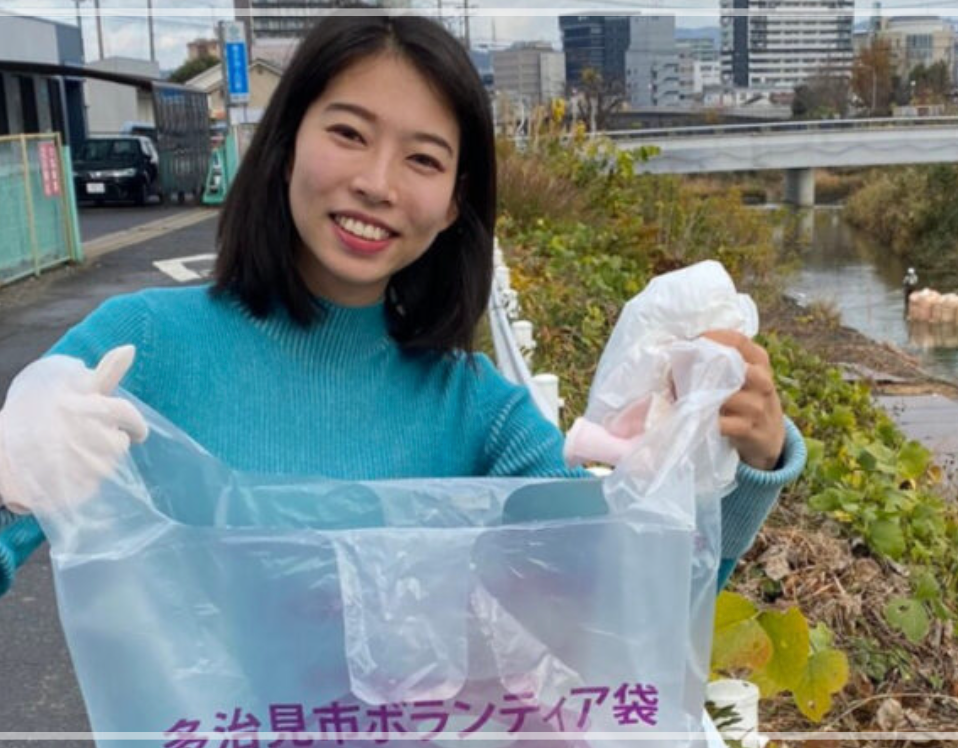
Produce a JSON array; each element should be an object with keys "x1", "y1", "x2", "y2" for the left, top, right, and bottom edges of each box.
[
  {"x1": 93, "y1": 0, "x2": 104, "y2": 59},
  {"x1": 146, "y1": 0, "x2": 156, "y2": 63},
  {"x1": 74, "y1": 0, "x2": 87, "y2": 60}
]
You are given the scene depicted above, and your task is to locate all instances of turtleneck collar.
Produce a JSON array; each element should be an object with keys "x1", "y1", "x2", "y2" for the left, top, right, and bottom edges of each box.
[{"x1": 232, "y1": 292, "x2": 393, "y2": 358}]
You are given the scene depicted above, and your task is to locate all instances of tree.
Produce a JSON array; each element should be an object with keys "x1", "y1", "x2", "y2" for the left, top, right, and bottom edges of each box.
[
  {"x1": 573, "y1": 68, "x2": 627, "y2": 133},
  {"x1": 910, "y1": 60, "x2": 950, "y2": 104},
  {"x1": 791, "y1": 65, "x2": 850, "y2": 119},
  {"x1": 168, "y1": 55, "x2": 220, "y2": 84},
  {"x1": 851, "y1": 39, "x2": 894, "y2": 115}
]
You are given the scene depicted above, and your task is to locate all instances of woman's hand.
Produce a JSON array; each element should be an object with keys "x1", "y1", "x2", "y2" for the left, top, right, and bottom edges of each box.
[
  {"x1": 701, "y1": 330, "x2": 785, "y2": 471},
  {"x1": 0, "y1": 346, "x2": 148, "y2": 514}
]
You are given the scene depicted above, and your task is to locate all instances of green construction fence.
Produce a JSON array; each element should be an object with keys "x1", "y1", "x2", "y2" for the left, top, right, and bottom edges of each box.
[{"x1": 0, "y1": 132, "x2": 82, "y2": 286}]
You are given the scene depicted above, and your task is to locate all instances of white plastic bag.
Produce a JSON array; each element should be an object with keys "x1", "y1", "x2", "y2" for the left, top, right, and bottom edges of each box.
[{"x1": 31, "y1": 262, "x2": 752, "y2": 748}]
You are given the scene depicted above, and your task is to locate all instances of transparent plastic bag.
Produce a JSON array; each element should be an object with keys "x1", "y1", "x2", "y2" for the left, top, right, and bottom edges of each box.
[{"x1": 31, "y1": 263, "x2": 751, "y2": 748}]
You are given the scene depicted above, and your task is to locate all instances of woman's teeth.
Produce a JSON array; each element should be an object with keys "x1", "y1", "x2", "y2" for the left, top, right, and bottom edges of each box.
[{"x1": 335, "y1": 215, "x2": 390, "y2": 241}]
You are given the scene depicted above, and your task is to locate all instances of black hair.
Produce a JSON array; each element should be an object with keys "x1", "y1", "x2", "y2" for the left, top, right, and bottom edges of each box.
[{"x1": 213, "y1": 15, "x2": 496, "y2": 353}]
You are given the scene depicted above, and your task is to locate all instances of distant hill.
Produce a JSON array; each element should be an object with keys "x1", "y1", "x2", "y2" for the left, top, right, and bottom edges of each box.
[{"x1": 675, "y1": 26, "x2": 721, "y2": 46}]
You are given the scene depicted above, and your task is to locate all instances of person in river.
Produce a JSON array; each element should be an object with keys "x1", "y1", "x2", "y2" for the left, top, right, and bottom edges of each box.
[
  {"x1": 903, "y1": 267, "x2": 919, "y2": 314},
  {"x1": 0, "y1": 15, "x2": 805, "y2": 597}
]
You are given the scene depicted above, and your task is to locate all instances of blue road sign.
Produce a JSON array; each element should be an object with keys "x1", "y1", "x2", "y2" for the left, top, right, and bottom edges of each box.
[{"x1": 222, "y1": 21, "x2": 249, "y2": 105}]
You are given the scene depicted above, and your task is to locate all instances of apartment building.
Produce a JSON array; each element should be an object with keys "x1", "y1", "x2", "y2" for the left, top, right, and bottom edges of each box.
[
  {"x1": 720, "y1": 0, "x2": 854, "y2": 89},
  {"x1": 877, "y1": 16, "x2": 955, "y2": 79},
  {"x1": 232, "y1": 0, "x2": 381, "y2": 42},
  {"x1": 492, "y1": 43, "x2": 565, "y2": 106},
  {"x1": 626, "y1": 16, "x2": 681, "y2": 107}
]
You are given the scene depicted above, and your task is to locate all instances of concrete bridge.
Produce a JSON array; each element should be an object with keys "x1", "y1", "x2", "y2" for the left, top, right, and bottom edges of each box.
[{"x1": 608, "y1": 117, "x2": 958, "y2": 206}]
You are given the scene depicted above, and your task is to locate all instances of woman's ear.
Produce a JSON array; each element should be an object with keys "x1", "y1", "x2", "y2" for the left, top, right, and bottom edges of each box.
[
  {"x1": 444, "y1": 175, "x2": 465, "y2": 230},
  {"x1": 444, "y1": 198, "x2": 459, "y2": 231}
]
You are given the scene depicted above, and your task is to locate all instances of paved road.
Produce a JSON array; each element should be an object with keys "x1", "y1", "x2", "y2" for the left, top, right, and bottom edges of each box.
[
  {"x1": 77, "y1": 201, "x2": 202, "y2": 242},
  {"x1": 0, "y1": 211, "x2": 216, "y2": 746}
]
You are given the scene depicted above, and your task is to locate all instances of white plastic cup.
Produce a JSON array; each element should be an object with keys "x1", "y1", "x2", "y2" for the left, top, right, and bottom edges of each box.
[{"x1": 705, "y1": 679, "x2": 765, "y2": 748}]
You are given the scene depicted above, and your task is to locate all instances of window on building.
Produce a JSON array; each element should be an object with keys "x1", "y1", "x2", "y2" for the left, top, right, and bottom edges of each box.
[{"x1": 18, "y1": 76, "x2": 38, "y2": 133}]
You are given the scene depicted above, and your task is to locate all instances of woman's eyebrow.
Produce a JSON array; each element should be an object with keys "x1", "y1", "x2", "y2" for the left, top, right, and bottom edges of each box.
[{"x1": 325, "y1": 101, "x2": 455, "y2": 158}]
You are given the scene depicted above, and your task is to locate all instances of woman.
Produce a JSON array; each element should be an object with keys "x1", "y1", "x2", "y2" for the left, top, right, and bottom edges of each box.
[{"x1": 0, "y1": 15, "x2": 804, "y2": 596}]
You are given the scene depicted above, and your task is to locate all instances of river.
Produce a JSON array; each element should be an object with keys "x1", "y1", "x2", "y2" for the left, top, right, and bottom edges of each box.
[{"x1": 785, "y1": 207, "x2": 958, "y2": 383}]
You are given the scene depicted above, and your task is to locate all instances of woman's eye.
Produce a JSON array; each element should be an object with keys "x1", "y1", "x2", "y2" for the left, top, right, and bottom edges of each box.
[
  {"x1": 410, "y1": 154, "x2": 443, "y2": 171},
  {"x1": 329, "y1": 125, "x2": 364, "y2": 143}
]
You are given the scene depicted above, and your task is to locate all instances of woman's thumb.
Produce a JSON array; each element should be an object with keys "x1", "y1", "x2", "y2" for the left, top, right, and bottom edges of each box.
[{"x1": 93, "y1": 345, "x2": 136, "y2": 395}]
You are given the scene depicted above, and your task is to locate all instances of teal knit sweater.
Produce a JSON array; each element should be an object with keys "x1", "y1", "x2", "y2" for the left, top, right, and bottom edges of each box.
[{"x1": 0, "y1": 285, "x2": 806, "y2": 594}]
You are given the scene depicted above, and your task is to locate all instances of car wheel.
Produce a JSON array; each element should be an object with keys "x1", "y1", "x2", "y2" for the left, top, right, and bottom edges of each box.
[{"x1": 135, "y1": 182, "x2": 148, "y2": 206}]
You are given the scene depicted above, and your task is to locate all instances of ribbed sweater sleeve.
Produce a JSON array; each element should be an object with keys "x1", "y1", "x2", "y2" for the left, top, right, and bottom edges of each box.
[
  {"x1": 716, "y1": 417, "x2": 806, "y2": 588},
  {"x1": 48, "y1": 293, "x2": 153, "y2": 378},
  {"x1": 482, "y1": 383, "x2": 582, "y2": 478}
]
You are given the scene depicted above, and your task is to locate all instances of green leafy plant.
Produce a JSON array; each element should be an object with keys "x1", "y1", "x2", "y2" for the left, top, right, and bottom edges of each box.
[
  {"x1": 763, "y1": 333, "x2": 958, "y2": 639},
  {"x1": 712, "y1": 591, "x2": 849, "y2": 722}
]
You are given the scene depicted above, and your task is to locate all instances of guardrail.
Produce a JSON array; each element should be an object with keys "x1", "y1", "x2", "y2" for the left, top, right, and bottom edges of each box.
[
  {"x1": 487, "y1": 241, "x2": 563, "y2": 426},
  {"x1": 602, "y1": 115, "x2": 958, "y2": 141}
]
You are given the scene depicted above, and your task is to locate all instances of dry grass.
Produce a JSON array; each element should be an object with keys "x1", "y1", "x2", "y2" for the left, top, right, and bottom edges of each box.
[
  {"x1": 816, "y1": 170, "x2": 869, "y2": 205},
  {"x1": 496, "y1": 144, "x2": 588, "y2": 226}
]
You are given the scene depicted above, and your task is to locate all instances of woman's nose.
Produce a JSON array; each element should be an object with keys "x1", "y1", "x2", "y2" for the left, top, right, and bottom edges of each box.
[{"x1": 351, "y1": 152, "x2": 398, "y2": 205}]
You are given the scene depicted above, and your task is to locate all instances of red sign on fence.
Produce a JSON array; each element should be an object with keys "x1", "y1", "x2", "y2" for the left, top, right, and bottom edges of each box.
[{"x1": 38, "y1": 141, "x2": 61, "y2": 197}]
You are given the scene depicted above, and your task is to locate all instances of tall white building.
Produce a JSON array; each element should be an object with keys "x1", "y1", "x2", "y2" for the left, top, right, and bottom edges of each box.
[
  {"x1": 492, "y1": 43, "x2": 565, "y2": 107},
  {"x1": 721, "y1": 0, "x2": 854, "y2": 90}
]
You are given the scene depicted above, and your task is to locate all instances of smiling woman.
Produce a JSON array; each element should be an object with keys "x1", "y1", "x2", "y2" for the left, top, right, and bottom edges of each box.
[
  {"x1": 0, "y1": 16, "x2": 803, "y2": 639},
  {"x1": 213, "y1": 15, "x2": 496, "y2": 351}
]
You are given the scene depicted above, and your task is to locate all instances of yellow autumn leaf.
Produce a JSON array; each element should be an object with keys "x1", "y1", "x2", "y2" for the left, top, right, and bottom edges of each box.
[
  {"x1": 793, "y1": 649, "x2": 850, "y2": 722},
  {"x1": 752, "y1": 608, "x2": 810, "y2": 695}
]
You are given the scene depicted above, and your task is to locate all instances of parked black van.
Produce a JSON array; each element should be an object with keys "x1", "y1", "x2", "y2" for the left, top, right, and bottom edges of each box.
[{"x1": 73, "y1": 136, "x2": 161, "y2": 206}]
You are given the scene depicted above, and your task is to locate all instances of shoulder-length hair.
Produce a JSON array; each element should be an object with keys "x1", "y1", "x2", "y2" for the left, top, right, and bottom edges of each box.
[{"x1": 213, "y1": 15, "x2": 496, "y2": 353}]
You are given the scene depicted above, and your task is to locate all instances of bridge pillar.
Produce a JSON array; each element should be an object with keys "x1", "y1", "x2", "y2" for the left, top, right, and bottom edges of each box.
[{"x1": 783, "y1": 168, "x2": 815, "y2": 207}]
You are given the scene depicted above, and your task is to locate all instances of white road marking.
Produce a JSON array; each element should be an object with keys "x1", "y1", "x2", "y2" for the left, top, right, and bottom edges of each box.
[{"x1": 153, "y1": 253, "x2": 217, "y2": 282}]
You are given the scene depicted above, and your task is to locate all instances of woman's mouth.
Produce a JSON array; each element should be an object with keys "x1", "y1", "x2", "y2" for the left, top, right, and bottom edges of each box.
[
  {"x1": 330, "y1": 213, "x2": 396, "y2": 255},
  {"x1": 332, "y1": 214, "x2": 394, "y2": 241}
]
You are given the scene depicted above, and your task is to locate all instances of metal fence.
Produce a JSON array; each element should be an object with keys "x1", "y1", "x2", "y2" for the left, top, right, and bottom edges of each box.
[{"x1": 0, "y1": 132, "x2": 82, "y2": 286}]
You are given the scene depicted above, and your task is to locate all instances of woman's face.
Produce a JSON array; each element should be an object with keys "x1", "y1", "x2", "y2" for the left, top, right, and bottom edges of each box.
[{"x1": 287, "y1": 52, "x2": 461, "y2": 306}]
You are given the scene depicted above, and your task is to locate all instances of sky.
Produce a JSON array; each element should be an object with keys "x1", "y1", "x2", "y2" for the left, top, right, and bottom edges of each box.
[{"x1": 0, "y1": 0, "x2": 955, "y2": 71}]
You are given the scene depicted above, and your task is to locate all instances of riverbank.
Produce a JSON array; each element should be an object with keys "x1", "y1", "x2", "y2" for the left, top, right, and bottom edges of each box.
[
  {"x1": 763, "y1": 294, "x2": 958, "y2": 399},
  {"x1": 763, "y1": 293, "x2": 958, "y2": 492}
]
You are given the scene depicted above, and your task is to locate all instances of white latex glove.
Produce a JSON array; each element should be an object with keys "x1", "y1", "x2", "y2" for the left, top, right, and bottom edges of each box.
[{"x1": 0, "y1": 345, "x2": 148, "y2": 515}]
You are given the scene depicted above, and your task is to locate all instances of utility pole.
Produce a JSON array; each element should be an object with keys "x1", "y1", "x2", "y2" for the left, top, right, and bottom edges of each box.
[
  {"x1": 462, "y1": 0, "x2": 470, "y2": 48},
  {"x1": 146, "y1": 0, "x2": 156, "y2": 63},
  {"x1": 74, "y1": 0, "x2": 87, "y2": 60},
  {"x1": 93, "y1": 0, "x2": 105, "y2": 59}
]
